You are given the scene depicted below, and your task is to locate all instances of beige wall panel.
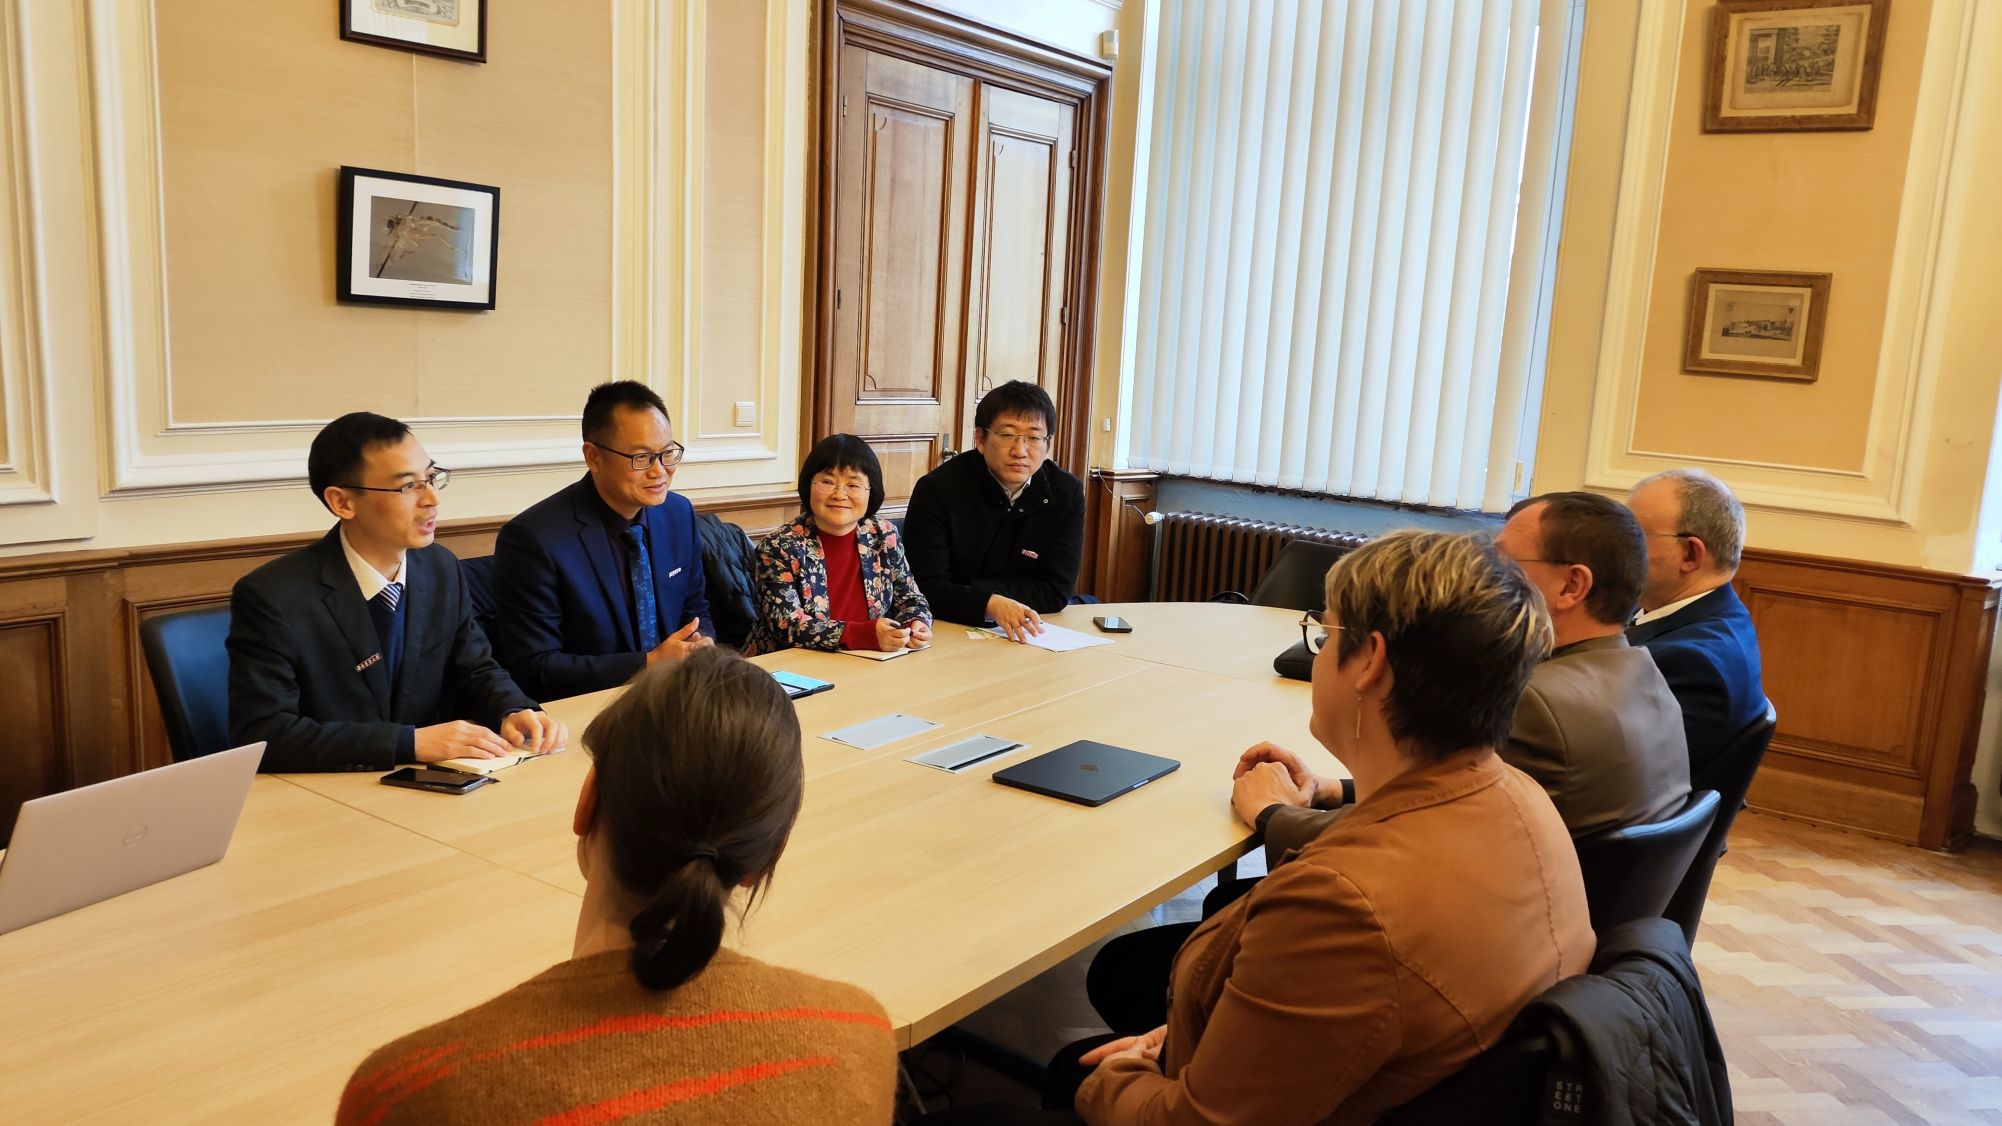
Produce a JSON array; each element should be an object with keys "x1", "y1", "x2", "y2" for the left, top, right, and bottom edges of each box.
[
  {"x1": 411, "y1": 2, "x2": 614, "y2": 417},
  {"x1": 155, "y1": 1, "x2": 613, "y2": 427},
  {"x1": 697, "y1": 2, "x2": 767, "y2": 438},
  {"x1": 1628, "y1": 0, "x2": 1930, "y2": 471},
  {"x1": 156, "y1": 1, "x2": 419, "y2": 422}
]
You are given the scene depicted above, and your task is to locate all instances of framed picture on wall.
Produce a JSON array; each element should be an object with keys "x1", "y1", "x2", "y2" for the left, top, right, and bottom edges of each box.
[
  {"x1": 341, "y1": 0, "x2": 487, "y2": 63},
  {"x1": 1705, "y1": 0, "x2": 1889, "y2": 132},
  {"x1": 337, "y1": 166, "x2": 500, "y2": 311},
  {"x1": 1683, "y1": 268, "x2": 1831, "y2": 381}
]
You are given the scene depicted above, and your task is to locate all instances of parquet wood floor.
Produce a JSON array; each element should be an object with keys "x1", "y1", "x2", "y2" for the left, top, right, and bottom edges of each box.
[{"x1": 1702, "y1": 813, "x2": 2002, "y2": 1126}]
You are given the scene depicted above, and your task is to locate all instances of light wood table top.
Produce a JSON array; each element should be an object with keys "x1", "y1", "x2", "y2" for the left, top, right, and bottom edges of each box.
[
  {"x1": 0, "y1": 602, "x2": 1334, "y2": 1120},
  {"x1": 284, "y1": 604, "x2": 1332, "y2": 1048},
  {"x1": 0, "y1": 777, "x2": 580, "y2": 1124},
  {"x1": 1075, "y1": 601, "x2": 1311, "y2": 683}
]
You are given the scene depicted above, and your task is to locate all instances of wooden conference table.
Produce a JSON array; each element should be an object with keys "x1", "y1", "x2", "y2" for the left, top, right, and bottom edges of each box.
[{"x1": 0, "y1": 602, "x2": 1333, "y2": 1123}]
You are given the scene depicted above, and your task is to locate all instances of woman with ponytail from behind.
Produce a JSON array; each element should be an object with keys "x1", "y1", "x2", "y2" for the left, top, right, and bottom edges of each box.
[{"x1": 337, "y1": 648, "x2": 897, "y2": 1125}]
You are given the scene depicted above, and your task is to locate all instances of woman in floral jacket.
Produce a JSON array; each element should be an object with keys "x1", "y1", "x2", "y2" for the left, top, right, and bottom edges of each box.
[{"x1": 750, "y1": 434, "x2": 933, "y2": 655}]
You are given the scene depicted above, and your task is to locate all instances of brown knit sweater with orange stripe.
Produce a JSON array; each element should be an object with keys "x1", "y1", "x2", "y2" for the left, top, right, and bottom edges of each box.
[{"x1": 337, "y1": 948, "x2": 897, "y2": 1125}]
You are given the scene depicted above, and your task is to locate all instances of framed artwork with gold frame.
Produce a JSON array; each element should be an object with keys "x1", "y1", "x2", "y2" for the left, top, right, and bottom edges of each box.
[
  {"x1": 1683, "y1": 268, "x2": 1831, "y2": 381},
  {"x1": 1705, "y1": 0, "x2": 1889, "y2": 132}
]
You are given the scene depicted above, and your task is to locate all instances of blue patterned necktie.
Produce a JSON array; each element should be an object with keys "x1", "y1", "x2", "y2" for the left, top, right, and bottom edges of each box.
[{"x1": 623, "y1": 523, "x2": 660, "y2": 651}]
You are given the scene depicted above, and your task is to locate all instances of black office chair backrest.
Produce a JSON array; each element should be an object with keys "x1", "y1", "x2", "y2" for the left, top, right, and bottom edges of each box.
[
  {"x1": 1573, "y1": 789, "x2": 1721, "y2": 935},
  {"x1": 1376, "y1": 1030, "x2": 1553, "y2": 1126},
  {"x1": 138, "y1": 604, "x2": 233, "y2": 762},
  {"x1": 1665, "y1": 702, "x2": 1777, "y2": 947},
  {"x1": 458, "y1": 553, "x2": 499, "y2": 640},
  {"x1": 1247, "y1": 539, "x2": 1354, "y2": 612}
]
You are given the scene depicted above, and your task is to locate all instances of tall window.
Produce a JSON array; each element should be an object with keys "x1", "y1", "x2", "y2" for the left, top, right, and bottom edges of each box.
[{"x1": 1117, "y1": 0, "x2": 1582, "y2": 512}]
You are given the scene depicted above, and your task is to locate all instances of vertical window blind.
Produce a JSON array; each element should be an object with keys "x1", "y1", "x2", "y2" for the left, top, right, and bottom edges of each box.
[{"x1": 1118, "y1": 0, "x2": 1580, "y2": 512}]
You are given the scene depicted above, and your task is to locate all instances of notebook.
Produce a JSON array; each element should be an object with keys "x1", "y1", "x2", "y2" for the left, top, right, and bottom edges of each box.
[
  {"x1": 771, "y1": 669, "x2": 836, "y2": 700},
  {"x1": 991, "y1": 740, "x2": 1180, "y2": 807},
  {"x1": 839, "y1": 642, "x2": 930, "y2": 661},
  {"x1": 0, "y1": 742, "x2": 264, "y2": 935},
  {"x1": 432, "y1": 746, "x2": 562, "y2": 776}
]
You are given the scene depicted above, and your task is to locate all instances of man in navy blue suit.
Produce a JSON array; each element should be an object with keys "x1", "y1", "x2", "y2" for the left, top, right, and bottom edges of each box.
[
  {"x1": 1626, "y1": 468, "x2": 1767, "y2": 784},
  {"x1": 493, "y1": 381, "x2": 712, "y2": 701},
  {"x1": 229, "y1": 413, "x2": 566, "y2": 772}
]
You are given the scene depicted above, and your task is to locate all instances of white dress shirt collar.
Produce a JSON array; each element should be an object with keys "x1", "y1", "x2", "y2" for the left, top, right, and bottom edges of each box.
[
  {"x1": 1633, "y1": 587, "x2": 1712, "y2": 627},
  {"x1": 339, "y1": 526, "x2": 406, "y2": 602}
]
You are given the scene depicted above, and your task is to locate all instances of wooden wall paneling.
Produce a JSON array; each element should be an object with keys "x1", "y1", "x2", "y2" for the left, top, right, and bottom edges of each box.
[
  {"x1": 1084, "y1": 470, "x2": 1156, "y2": 603},
  {"x1": 1736, "y1": 548, "x2": 2000, "y2": 849},
  {"x1": 0, "y1": 579, "x2": 69, "y2": 847},
  {"x1": 0, "y1": 490, "x2": 799, "y2": 812}
]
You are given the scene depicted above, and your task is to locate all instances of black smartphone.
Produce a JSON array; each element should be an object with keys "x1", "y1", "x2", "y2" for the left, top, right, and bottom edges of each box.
[
  {"x1": 380, "y1": 767, "x2": 495, "y2": 795},
  {"x1": 1092, "y1": 615, "x2": 1133, "y2": 633}
]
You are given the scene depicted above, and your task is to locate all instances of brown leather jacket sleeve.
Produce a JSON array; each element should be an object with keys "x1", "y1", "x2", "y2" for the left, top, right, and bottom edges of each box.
[{"x1": 1076, "y1": 862, "x2": 1402, "y2": 1124}]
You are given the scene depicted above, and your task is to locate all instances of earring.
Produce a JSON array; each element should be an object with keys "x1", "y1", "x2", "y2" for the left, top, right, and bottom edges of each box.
[{"x1": 1353, "y1": 695, "x2": 1363, "y2": 747}]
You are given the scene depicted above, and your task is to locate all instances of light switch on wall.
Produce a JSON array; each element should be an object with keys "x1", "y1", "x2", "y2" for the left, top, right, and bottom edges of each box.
[{"x1": 734, "y1": 401, "x2": 756, "y2": 427}]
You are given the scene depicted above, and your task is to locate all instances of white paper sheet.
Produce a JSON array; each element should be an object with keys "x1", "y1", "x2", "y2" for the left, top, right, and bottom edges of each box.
[{"x1": 985, "y1": 622, "x2": 1114, "y2": 652}]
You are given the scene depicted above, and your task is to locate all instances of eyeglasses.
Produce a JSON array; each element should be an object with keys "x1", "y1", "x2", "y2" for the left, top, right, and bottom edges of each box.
[
  {"x1": 339, "y1": 467, "x2": 452, "y2": 496},
  {"x1": 1300, "y1": 613, "x2": 1340, "y2": 655},
  {"x1": 982, "y1": 430, "x2": 1049, "y2": 452},
  {"x1": 1647, "y1": 532, "x2": 1697, "y2": 541},
  {"x1": 811, "y1": 477, "x2": 870, "y2": 496},
  {"x1": 591, "y1": 440, "x2": 686, "y2": 471}
]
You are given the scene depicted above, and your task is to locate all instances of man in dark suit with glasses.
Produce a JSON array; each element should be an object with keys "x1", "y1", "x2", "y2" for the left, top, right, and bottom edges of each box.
[
  {"x1": 228, "y1": 412, "x2": 564, "y2": 772},
  {"x1": 492, "y1": 381, "x2": 712, "y2": 700}
]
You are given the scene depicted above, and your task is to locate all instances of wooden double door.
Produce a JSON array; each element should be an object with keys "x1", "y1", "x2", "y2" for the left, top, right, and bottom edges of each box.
[{"x1": 822, "y1": 39, "x2": 1089, "y2": 509}]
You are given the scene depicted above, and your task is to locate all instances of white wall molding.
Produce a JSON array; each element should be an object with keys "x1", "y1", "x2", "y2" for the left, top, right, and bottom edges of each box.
[
  {"x1": 1579, "y1": 0, "x2": 1978, "y2": 526},
  {"x1": 0, "y1": 0, "x2": 52, "y2": 508},
  {"x1": 82, "y1": 0, "x2": 804, "y2": 500}
]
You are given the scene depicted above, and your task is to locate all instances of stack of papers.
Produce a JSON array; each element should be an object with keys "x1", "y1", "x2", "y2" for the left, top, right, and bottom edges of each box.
[
  {"x1": 840, "y1": 642, "x2": 931, "y2": 661},
  {"x1": 983, "y1": 622, "x2": 1114, "y2": 652}
]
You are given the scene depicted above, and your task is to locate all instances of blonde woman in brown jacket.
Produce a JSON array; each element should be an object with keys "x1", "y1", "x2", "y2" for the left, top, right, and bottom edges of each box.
[
  {"x1": 337, "y1": 649, "x2": 897, "y2": 1125},
  {"x1": 1071, "y1": 531, "x2": 1596, "y2": 1125}
]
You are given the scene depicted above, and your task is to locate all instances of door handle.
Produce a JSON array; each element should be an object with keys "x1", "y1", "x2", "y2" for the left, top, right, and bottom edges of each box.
[{"x1": 940, "y1": 432, "x2": 958, "y2": 460}]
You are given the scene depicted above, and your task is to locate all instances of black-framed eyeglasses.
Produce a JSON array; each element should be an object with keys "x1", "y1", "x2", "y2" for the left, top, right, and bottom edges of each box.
[
  {"x1": 1647, "y1": 532, "x2": 1698, "y2": 541},
  {"x1": 1301, "y1": 612, "x2": 1338, "y2": 655},
  {"x1": 591, "y1": 440, "x2": 686, "y2": 471},
  {"x1": 980, "y1": 429, "x2": 1050, "y2": 452},
  {"x1": 338, "y1": 467, "x2": 452, "y2": 496}
]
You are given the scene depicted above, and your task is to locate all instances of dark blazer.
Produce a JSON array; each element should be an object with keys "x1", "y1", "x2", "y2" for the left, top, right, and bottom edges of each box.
[
  {"x1": 1626, "y1": 583, "x2": 1765, "y2": 780},
  {"x1": 902, "y1": 451, "x2": 1085, "y2": 624},
  {"x1": 228, "y1": 528, "x2": 536, "y2": 773},
  {"x1": 492, "y1": 475, "x2": 711, "y2": 702}
]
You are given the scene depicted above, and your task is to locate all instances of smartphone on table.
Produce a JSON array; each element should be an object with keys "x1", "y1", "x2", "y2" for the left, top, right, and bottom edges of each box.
[
  {"x1": 380, "y1": 767, "x2": 495, "y2": 795},
  {"x1": 1092, "y1": 615, "x2": 1133, "y2": 633}
]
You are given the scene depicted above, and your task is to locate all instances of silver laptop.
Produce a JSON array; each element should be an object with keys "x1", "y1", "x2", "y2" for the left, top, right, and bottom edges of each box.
[{"x1": 0, "y1": 742, "x2": 264, "y2": 935}]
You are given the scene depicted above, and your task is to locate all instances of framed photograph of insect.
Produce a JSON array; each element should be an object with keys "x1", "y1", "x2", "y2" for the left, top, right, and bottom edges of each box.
[{"x1": 336, "y1": 166, "x2": 499, "y2": 310}]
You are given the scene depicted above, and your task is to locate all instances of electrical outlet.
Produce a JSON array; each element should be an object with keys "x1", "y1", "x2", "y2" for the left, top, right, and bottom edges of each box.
[{"x1": 734, "y1": 401, "x2": 756, "y2": 428}]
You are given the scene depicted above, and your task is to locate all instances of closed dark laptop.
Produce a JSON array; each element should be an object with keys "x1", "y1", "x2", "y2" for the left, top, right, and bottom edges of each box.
[{"x1": 992, "y1": 740, "x2": 1179, "y2": 807}]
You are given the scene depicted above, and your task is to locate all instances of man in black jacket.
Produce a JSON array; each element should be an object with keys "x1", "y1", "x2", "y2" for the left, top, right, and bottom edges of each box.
[
  {"x1": 903, "y1": 381, "x2": 1085, "y2": 640},
  {"x1": 228, "y1": 412, "x2": 565, "y2": 772}
]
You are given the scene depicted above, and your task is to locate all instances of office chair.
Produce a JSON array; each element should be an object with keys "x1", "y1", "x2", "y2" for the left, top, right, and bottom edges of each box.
[
  {"x1": 1572, "y1": 790, "x2": 1721, "y2": 935},
  {"x1": 1214, "y1": 538, "x2": 1355, "y2": 612},
  {"x1": 1665, "y1": 703, "x2": 1778, "y2": 946},
  {"x1": 138, "y1": 604, "x2": 234, "y2": 762}
]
